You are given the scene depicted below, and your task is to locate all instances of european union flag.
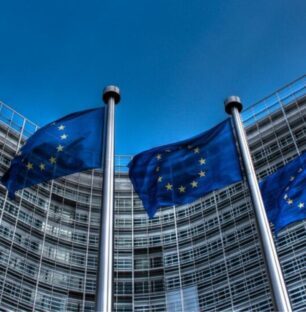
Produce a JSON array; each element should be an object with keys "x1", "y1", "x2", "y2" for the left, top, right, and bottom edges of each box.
[
  {"x1": 1, "y1": 107, "x2": 104, "y2": 198},
  {"x1": 260, "y1": 152, "x2": 306, "y2": 234},
  {"x1": 128, "y1": 119, "x2": 242, "y2": 218}
]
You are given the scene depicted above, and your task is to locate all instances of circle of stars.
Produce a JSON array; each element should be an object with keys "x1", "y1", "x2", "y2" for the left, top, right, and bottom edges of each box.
[
  {"x1": 154, "y1": 145, "x2": 207, "y2": 196},
  {"x1": 24, "y1": 123, "x2": 68, "y2": 172}
]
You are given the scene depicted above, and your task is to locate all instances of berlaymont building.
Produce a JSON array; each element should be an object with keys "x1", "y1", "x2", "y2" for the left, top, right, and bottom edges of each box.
[{"x1": 0, "y1": 76, "x2": 305, "y2": 312}]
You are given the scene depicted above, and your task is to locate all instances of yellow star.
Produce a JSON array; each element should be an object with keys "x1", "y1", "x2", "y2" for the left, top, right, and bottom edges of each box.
[
  {"x1": 199, "y1": 158, "x2": 206, "y2": 165},
  {"x1": 178, "y1": 185, "x2": 186, "y2": 193},
  {"x1": 190, "y1": 181, "x2": 198, "y2": 188},
  {"x1": 287, "y1": 199, "x2": 293, "y2": 205},
  {"x1": 158, "y1": 176, "x2": 163, "y2": 183},
  {"x1": 198, "y1": 170, "x2": 206, "y2": 177},
  {"x1": 49, "y1": 156, "x2": 56, "y2": 164},
  {"x1": 58, "y1": 125, "x2": 65, "y2": 130},
  {"x1": 298, "y1": 202, "x2": 304, "y2": 209},
  {"x1": 39, "y1": 163, "x2": 45, "y2": 171},
  {"x1": 156, "y1": 166, "x2": 160, "y2": 172},
  {"x1": 26, "y1": 162, "x2": 33, "y2": 170},
  {"x1": 60, "y1": 134, "x2": 68, "y2": 140},
  {"x1": 156, "y1": 154, "x2": 162, "y2": 160},
  {"x1": 193, "y1": 147, "x2": 200, "y2": 154},
  {"x1": 57, "y1": 144, "x2": 64, "y2": 152},
  {"x1": 165, "y1": 183, "x2": 173, "y2": 191}
]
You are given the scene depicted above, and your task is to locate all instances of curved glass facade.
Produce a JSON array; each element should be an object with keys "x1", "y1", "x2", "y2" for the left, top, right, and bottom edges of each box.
[{"x1": 0, "y1": 76, "x2": 305, "y2": 311}]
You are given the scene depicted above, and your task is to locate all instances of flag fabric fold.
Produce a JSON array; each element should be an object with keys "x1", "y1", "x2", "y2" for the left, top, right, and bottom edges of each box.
[
  {"x1": 260, "y1": 152, "x2": 306, "y2": 234},
  {"x1": 128, "y1": 119, "x2": 242, "y2": 218},
  {"x1": 1, "y1": 107, "x2": 105, "y2": 198}
]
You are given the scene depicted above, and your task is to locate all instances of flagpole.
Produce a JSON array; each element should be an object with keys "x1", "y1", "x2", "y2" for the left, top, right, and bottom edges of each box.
[
  {"x1": 96, "y1": 85, "x2": 120, "y2": 312},
  {"x1": 224, "y1": 96, "x2": 292, "y2": 312}
]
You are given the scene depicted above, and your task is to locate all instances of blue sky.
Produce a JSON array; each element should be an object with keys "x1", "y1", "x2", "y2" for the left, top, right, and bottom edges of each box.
[{"x1": 0, "y1": 0, "x2": 305, "y2": 155}]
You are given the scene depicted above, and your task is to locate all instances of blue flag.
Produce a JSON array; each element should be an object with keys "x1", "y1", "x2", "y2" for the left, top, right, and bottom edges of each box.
[
  {"x1": 1, "y1": 107, "x2": 105, "y2": 198},
  {"x1": 128, "y1": 119, "x2": 242, "y2": 218},
  {"x1": 260, "y1": 152, "x2": 306, "y2": 234}
]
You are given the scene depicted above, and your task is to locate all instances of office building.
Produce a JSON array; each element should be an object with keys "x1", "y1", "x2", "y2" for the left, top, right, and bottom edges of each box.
[{"x1": 0, "y1": 76, "x2": 305, "y2": 311}]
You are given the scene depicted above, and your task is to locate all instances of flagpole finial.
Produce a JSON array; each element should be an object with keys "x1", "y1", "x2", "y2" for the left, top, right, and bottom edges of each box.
[
  {"x1": 224, "y1": 96, "x2": 243, "y2": 115},
  {"x1": 103, "y1": 85, "x2": 121, "y2": 104}
]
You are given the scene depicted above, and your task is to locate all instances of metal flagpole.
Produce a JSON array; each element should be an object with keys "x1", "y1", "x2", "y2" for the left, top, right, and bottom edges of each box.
[
  {"x1": 96, "y1": 85, "x2": 120, "y2": 312},
  {"x1": 224, "y1": 96, "x2": 292, "y2": 312}
]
